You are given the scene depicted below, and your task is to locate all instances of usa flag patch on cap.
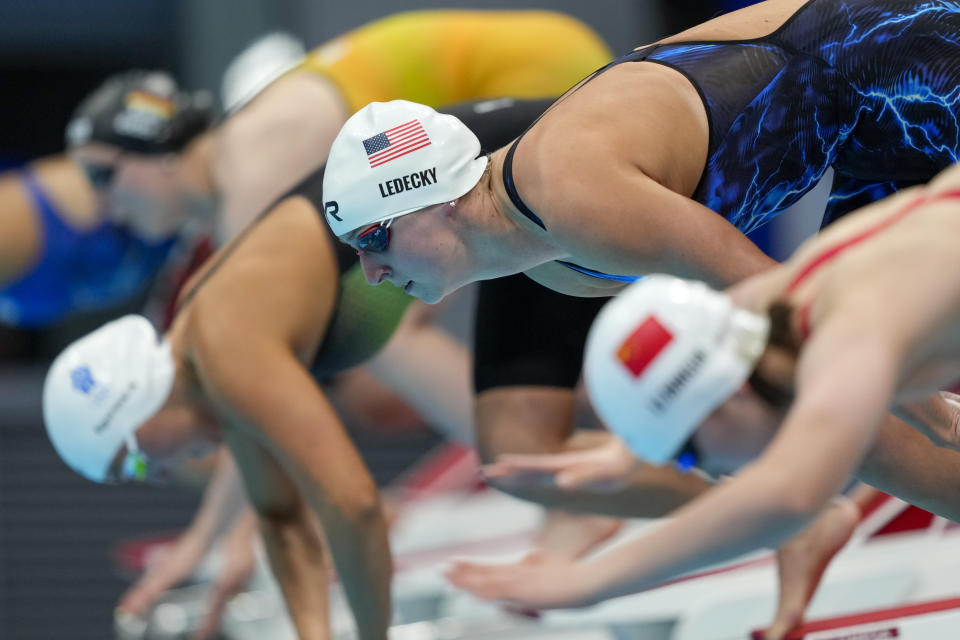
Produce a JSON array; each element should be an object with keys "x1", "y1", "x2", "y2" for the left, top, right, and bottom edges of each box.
[{"x1": 362, "y1": 119, "x2": 431, "y2": 168}]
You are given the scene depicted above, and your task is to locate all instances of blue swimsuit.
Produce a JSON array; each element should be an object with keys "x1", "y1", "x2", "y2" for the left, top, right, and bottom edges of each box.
[
  {"x1": 0, "y1": 172, "x2": 174, "y2": 327},
  {"x1": 503, "y1": 0, "x2": 960, "y2": 280}
]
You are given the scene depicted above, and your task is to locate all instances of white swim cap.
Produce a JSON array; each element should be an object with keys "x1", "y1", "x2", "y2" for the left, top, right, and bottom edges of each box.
[
  {"x1": 42, "y1": 315, "x2": 175, "y2": 482},
  {"x1": 221, "y1": 31, "x2": 307, "y2": 113},
  {"x1": 322, "y1": 100, "x2": 488, "y2": 237},
  {"x1": 584, "y1": 275, "x2": 770, "y2": 465}
]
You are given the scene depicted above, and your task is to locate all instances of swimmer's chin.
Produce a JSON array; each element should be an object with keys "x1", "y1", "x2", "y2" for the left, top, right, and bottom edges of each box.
[{"x1": 407, "y1": 281, "x2": 446, "y2": 305}]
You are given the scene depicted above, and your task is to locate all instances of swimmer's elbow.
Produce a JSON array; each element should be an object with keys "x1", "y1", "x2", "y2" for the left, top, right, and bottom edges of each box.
[
  {"x1": 328, "y1": 485, "x2": 383, "y2": 527},
  {"x1": 779, "y1": 486, "x2": 832, "y2": 521},
  {"x1": 752, "y1": 463, "x2": 830, "y2": 522},
  {"x1": 252, "y1": 491, "x2": 305, "y2": 524}
]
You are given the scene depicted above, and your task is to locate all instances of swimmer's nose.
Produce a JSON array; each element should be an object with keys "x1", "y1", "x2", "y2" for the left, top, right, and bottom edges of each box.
[{"x1": 359, "y1": 254, "x2": 390, "y2": 285}]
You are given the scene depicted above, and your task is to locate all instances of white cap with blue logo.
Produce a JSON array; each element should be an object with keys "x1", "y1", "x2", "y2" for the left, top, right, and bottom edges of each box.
[
  {"x1": 42, "y1": 315, "x2": 175, "y2": 482},
  {"x1": 322, "y1": 99, "x2": 488, "y2": 237}
]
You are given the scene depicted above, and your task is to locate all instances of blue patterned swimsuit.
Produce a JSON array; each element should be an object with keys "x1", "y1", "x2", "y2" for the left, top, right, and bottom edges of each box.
[{"x1": 503, "y1": 0, "x2": 960, "y2": 279}]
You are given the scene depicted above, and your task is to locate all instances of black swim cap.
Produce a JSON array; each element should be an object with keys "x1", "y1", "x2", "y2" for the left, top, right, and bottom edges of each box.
[{"x1": 66, "y1": 70, "x2": 215, "y2": 155}]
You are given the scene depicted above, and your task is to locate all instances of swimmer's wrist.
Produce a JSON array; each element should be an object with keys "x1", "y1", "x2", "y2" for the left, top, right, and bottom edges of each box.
[{"x1": 578, "y1": 556, "x2": 627, "y2": 607}]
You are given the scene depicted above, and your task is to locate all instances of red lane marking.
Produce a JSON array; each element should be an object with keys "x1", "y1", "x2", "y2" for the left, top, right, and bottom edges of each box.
[{"x1": 751, "y1": 596, "x2": 960, "y2": 639}]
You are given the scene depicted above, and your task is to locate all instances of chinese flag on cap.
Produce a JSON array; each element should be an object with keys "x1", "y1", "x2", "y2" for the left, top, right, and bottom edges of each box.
[{"x1": 616, "y1": 316, "x2": 673, "y2": 377}]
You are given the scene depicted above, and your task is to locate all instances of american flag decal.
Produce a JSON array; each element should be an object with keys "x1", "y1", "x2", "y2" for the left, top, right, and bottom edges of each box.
[{"x1": 362, "y1": 120, "x2": 431, "y2": 168}]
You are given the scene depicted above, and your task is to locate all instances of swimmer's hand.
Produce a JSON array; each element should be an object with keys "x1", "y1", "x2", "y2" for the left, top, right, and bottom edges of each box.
[
  {"x1": 445, "y1": 551, "x2": 600, "y2": 610},
  {"x1": 116, "y1": 529, "x2": 208, "y2": 618},
  {"x1": 482, "y1": 436, "x2": 639, "y2": 492},
  {"x1": 895, "y1": 391, "x2": 960, "y2": 450},
  {"x1": 191, "y1": 513, "x2": 257, "y2": 640}
]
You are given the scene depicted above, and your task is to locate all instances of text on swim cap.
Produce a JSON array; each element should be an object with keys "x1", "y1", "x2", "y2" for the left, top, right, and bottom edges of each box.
[
  {"x1": 93, "y1": 380, "x2": 138, "y2": 434},
  {"x1": 324, "y1": 201, "x2": 342, "y2": 221},
  {"x1": 379, "y1": 167, "x2": 437, "y2": 198},
  {"x1": 650, "y1": 350, "x2": 706, "y2": 413}
]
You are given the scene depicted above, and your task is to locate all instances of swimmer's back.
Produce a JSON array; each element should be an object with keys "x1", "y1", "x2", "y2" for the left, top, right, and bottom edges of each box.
[
  {"x1": 296, "y1": 10, "x2": 613, "y2": 111},
  {"x1": 772, "y1": 165, "x2": 960, "y2": 357}
]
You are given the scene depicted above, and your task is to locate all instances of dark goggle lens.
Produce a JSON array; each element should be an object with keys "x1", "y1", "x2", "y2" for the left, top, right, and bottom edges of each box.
[
  {"x1": 82, "y1": 163, "x2": 117, "y2": 190},
  {"x1": 356, "y1": 224, "x2": 391, "y2": 252},
  {"x1": 675, "y1": 436, "x2": 700, "y2": 472}
]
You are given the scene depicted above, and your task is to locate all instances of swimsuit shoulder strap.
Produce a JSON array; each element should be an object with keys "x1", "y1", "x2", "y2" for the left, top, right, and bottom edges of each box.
[{"x1": 498, "y1": 49, "x2": 652, "y2": 232}]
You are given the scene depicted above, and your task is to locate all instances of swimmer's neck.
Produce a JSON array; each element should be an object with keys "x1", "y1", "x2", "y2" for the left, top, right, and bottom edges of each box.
[
  {"x1": 178, "y1": 131, "x2": 220, "y2": 216},
  {"x1": 163, "y1": 324, "x2": 222, "y2": 436},
  {"x1": 472, "y1": 148, "x2": 567, "y2": 275}
]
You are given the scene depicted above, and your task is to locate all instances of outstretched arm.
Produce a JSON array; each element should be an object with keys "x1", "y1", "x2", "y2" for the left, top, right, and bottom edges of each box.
[
  {"x1": 365, "y1": 301, "x2": 473, "y2": 443},
  {"x1": 196, "y1": 332, "x2": 391, "y2": 640},
  {"x1": 117, "y1": 450, "x2": 248, "y2": 617},
  {"x1": 220, "y1": 425, "x2": 332, "y2": 639},
  {"x1": 451, "y1": 319, "x2": 899, "y2": 609},
  {"x1": 476, "y1": 386, "x2": 710, "y2": 518}
]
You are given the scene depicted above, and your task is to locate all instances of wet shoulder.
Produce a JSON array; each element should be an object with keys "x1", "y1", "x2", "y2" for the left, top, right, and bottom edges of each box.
[
  {"x1": 178, "y1": 195, "x2": 335, "y2": 315},
  {"x1": 28, "y1": 155, "x2": 98, "y2": 230},
  {"x1": 0, "y1": 166, "x2": 41, "y2": 285},
  {"x1": 509, "y1": 62, "x2": 705, "y2": 235}
]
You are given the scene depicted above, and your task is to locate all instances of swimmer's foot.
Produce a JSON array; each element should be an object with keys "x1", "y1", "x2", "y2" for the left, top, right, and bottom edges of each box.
[
  {"x1": 764, "y1": 496, "x2": 861, "y2": 640},
  {"x1": 533, "y1": 511, "x2": 624, "y2": 560}
]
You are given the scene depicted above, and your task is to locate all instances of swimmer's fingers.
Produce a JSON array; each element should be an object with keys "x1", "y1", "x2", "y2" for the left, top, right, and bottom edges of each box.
[
  {"x1": 484, "y1": 442, "x2": 637, "y2": 491},
  {"x1": 940, "y1": 391, "x2": 960, "y2": 445},
  {"x1": 192, "y1": 522, "x2": 257, "y2": 640},
  {"x1": 445, "y1": 553, "x2": 597, "y2": 610},
  {"x1": 554, "y1": 464, "x2": 634, "y2": 491},
  {"x1": 192, "y1": 579, "x2": 238, "y2": 640},
  {"x1": 483, "y1": 451, "x2": 589, "y2": 478},
  {"x1": 117, "y1": 533, "x2": 207, "y2": 617}
]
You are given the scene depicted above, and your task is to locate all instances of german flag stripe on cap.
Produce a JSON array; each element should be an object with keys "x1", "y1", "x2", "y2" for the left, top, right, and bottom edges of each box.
[{"x1": 125, "y1": 90, "x2": 175, "y2": 119}]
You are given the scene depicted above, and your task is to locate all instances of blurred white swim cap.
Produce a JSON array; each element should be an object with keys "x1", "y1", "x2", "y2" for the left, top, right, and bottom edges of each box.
[
  {"x1": 42, "y1": 315, "x2": 174, "y2": 482},
  {"x1": 322, "y1": 100, "x2": 488, "y2": 237},
  {"x1": 584, "y1": 275, "x2": 770, "y2": 465},
  {"x1": 221, "y1": 31, "x2": 307, "y2": 113}
]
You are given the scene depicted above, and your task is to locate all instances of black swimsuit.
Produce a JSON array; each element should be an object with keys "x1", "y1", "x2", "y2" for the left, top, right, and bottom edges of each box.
[{"x1": 503, "y1": 0, "x2": 960, "y2": 280}]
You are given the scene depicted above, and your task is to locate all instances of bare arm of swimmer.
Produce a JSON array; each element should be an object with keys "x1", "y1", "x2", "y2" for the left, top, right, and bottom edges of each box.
[
  {"x1": 475, "y1": 386, "x2": 710, "y2": 518},
  {"x1": 0, "y1": 169, "x2": 43, "y2": 287},
  {"x1": 212, "y1": 74, "x2": 348, "y2": 241},
  {"x1": 860, "y1": 410, "x2": 960, "y2": 521},
  {"x1": 0, "y1": 156, "x2": 98, "y2": 288},
  {"x1": 187, "y1": 197, "x2": 390, "y2": 638},
  {"x1": 196, "y1": 332, "x2": 391, "y2": 639},
  {"x1": 191, "y1": 510, "x2": 259, "y2": 640},
  {"x1": 512, "y1": 68, "x2": 777, "y2": 294},
  {"x1": 363, "y1": 300, "x2": 473, "y2": 444},
  {"x1": 451, "y1": 312, "x2": 902, "y2": 609},
  {"x1": 216, "y1": 424, "x2": 332, "y2": 638},
  {"x1": 116, "y1": 450, "x2": 248, "y2": 617},
  {"x1": 895, "y1": 393, "x2": 960, "y2": 450}
]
